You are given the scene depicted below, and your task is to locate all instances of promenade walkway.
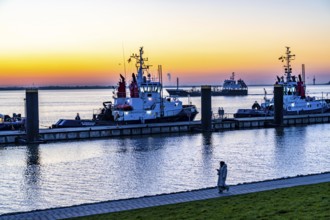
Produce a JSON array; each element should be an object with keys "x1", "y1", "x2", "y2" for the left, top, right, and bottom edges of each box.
[{"x1": 1, "y1": 173, "x2": 329, "y2": 220}]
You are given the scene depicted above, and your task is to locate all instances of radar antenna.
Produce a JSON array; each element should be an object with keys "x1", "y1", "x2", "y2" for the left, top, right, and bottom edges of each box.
[
  {"x1": 128, "y1": 47, "x2": 152, "y2": 86},
  {"x1": 278, "y1": 47, "x2": 295, "y2": 82}
]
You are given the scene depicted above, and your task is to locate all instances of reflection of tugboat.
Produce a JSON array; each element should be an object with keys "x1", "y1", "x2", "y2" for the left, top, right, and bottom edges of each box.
[
  {"x1": 234, "y1": 47, "x2": 329, "y2": 118},
  {"x1": 166, "y1": 72, "x2": 248, "y2": 97},
  {"x1": 53, "y1": 47, "x2": 198, "y2": 128},
  {"x1": 0, "y1": 113, "x2": 25, "y2": 131}
]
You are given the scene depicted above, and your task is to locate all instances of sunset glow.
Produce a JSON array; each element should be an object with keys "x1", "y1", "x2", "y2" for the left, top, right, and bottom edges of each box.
[{"x1": 0, "y1": 0, "x2": 329, "y2": 86}]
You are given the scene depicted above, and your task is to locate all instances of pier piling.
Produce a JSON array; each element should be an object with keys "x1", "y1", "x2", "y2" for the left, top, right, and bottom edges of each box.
[
  {"x1": 201, "y1": 85, "x2": 212, "y2": 131},
  {"x1": 25, "y1": 89, "x2": 40, "y2": 143},
  {"x1": 274, "y1": 84, "x2": 284, "y2": 126}
]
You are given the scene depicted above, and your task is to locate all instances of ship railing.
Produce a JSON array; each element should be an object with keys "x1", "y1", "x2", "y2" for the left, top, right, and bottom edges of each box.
[
  {"x1": 221, "y1": 87, "x2": 248, "y2": 90},
  {"x1": 212, "y1": 112, "x2": 234, "y2": 121},
  {"x1": 314, "y1": 94, "x2": 329, "y2": 101}
]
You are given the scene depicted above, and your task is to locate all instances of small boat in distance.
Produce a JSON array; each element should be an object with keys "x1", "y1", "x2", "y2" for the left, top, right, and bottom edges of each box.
[
  {"x1": 166, "y1": 72, "x2": 248, "y2": 97},
  {"x1": 234, "y1": 47, "x2": 329, "y2": 118},
  {"x1": 53, "y1": 47, "x2": 198, "y2": 128}
]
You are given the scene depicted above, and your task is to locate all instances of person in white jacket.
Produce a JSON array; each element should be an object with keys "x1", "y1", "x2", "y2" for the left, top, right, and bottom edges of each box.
[{"x1": 217, "y1": 161, "x2": 229, "y2": 193}]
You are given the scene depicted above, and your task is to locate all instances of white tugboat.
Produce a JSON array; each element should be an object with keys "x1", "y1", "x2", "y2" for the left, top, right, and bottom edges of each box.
[
  {"x1": 234, "y1": 47, "x2": 329, "y2": 118},
  {"x1": 53, "y1": 47, "x2": 198, "y2": 128}
]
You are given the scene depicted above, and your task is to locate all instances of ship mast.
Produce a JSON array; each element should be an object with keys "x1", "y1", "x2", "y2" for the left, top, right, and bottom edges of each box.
[
  {"x1": 129, "y1": 47, "x2": 151, "y2": 86},
  {"x1": 278, "y1": 47, "x2": 295, "y2": 82}
]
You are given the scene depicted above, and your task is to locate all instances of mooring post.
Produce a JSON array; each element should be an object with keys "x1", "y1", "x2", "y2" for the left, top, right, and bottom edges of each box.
[
  {"x1": 274, "y1": 84, "x2": 284, "y2": 126},
  {"x1": 25, "y1": 89, "x2": 39, "y2": 143},
  {"x1": 201, "y1": 85, "x2": 212, "y2": 131}
]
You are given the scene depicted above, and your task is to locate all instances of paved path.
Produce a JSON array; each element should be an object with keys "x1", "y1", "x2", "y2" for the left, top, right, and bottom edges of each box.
[{"x1": 1, "y1": 173, "x2": 329, "y2": 220}]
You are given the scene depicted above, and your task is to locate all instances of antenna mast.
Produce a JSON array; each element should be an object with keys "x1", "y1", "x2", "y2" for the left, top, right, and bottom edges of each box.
[
  {"x1": 129, "y1": 47, "x2": 151, "y2": 86},
  {"x1": 122, "y1": 43, "x2": 127, "y2": 79},
  {"x1": 278, "y1": 47, "x2": 295, "y2": 82}
]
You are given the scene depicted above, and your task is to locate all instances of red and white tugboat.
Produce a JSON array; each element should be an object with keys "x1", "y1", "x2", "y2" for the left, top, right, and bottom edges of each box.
[
  {"x1": 53, "y1": 47, "x2": 198, "y2": 128},
  {"x1": 234, "y1": 47, "x2": 329, "y2": 118}
]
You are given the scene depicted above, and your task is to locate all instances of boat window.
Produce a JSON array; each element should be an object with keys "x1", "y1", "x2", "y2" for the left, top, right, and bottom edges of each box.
[{"x1": 140, "y1": 83, "x2": 161, "y2": 93}]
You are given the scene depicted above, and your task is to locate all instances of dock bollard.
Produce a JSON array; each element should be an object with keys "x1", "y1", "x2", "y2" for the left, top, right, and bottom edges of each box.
[
  {"x1": 201, "y1": 85, "x2": 212, "y2": 131},
  {"x1": 274, "y1": 84, "x2": 284, "y2": 126},
  {"x1": 25, "y1": 89, "x2": 40, "y2": 143}
]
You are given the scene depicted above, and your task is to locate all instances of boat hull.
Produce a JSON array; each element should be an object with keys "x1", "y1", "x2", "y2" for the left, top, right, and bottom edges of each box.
[
  {"x1": 234, "y1": 107, "x2": 330, "y2": 118},
  {"x1": 234, "y1": 109, "x2": 271, "y2": 118},
  {"x1": 52, "y1": 110, "x2": 198, "y2": 128}
]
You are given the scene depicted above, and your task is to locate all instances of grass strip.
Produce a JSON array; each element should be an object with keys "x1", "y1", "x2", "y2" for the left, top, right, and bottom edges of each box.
[{"x1": 70, "y1": 182, "x2": 330, "y2": 220}]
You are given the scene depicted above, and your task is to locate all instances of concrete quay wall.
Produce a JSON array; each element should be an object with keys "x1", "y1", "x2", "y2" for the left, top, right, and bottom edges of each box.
[{"x1": 0, "y1": 113, "x2": 329, "y2": 145}]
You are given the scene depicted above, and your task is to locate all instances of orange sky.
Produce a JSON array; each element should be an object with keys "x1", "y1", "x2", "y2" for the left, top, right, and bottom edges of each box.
[{"x1": 0, "y1": 0, "x2": 329, "y2": 86}]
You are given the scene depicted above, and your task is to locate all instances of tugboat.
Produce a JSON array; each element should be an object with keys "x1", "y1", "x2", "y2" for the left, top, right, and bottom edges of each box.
[
  {"x1": 166, "y1": 72, "x2": 248, "y2": 97},
  {"x1": 53, "y1": 47, "x2": 198, "y2": 128},
  {"x1": 234, "y1": 47, "x2": 329, "y2": 118}
]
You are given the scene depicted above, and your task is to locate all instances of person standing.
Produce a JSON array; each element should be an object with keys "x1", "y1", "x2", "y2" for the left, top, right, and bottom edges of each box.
[
  {"x1": 75, "y1": 113, "x2": 81, "y2": 120},
  {"x1": 217, "y1": 161, "x2": 229, "y2": 193}
]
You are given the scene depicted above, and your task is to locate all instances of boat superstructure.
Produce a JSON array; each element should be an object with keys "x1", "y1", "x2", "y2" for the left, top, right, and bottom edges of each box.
[
  {"x1": 53, "y1": 47, "x2": 198, "y2": 128},
  {"x1": 216, "y1": 72, "x2": 248, "y2": 96},
  {"x1": 107, "y1": 47, "x2": 198, "y2": 123},
  {"x1": 234, "y1": 47, "x2": 329, "y2": 118}
]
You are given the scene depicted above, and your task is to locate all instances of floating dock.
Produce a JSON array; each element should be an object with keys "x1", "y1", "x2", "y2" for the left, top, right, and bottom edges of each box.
[{"x1": 1, "y1": 113, "x2": 330, "y2": 144}]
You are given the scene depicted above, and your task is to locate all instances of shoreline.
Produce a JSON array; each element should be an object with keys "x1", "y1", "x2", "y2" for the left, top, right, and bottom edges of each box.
[
  {"x1": 1, "y1": 171, "x2": 329, "y2": 219},
  {"x1": 0, "y1": 83, "x2": 329, "y2": 91}
]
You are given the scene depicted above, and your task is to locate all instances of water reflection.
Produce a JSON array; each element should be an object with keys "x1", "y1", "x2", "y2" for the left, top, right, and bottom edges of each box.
[
  {"x1": 202, "y1": 132, "x2": 213, "y2": 148},
  {"x1": 273, "y1": 127, "x2": 307, "y2": 176},
  {"x1": 275, "y1": 127, "x2": 284, "y2": 137},
  {"x1": 23, "y1": 144, "x2": 41, "y2": 206},
  {"x1": 200, "y1": 132, "x2": 215, "y2": 183},
  {"x1": 1, "y1": 124, "x2": 329, "y2": 215}
]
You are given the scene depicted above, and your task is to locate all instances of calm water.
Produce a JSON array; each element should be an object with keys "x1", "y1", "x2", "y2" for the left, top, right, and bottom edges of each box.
[{"x1": 0, "y1": 85, "x2": 330, "y2": 214}]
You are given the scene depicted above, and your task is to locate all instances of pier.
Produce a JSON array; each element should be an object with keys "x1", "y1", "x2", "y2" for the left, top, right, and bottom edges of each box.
[{"x1": 1, "y1": 113, "x2": 330, "y2": 144}]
